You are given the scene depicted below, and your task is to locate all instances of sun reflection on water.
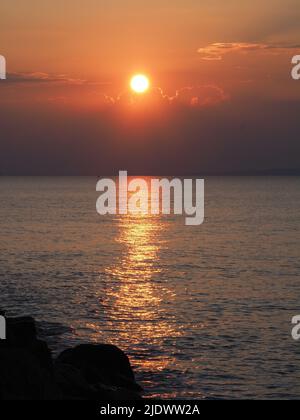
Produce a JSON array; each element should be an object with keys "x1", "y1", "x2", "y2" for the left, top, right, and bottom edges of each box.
[
  {"x1": 78, "y1": 179, "x2": 182, "y2": 379},
  {"x1": 106, "y1": 213, "x2": 178, "y2": 329},
  {"x1": 101, "y1": 204, "x2": 181, "y2": 372}
]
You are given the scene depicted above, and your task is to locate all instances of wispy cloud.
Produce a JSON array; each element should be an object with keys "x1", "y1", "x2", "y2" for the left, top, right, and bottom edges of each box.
[
  {"x1": 5, "y1": 72, "x2": 112, "y2": 87},
  {"x1": 6, "y1": 72, "x2": 87, "y2": 84},
  {"x1": 198, "y1": 42, "x2": 300, "y2": 60}
]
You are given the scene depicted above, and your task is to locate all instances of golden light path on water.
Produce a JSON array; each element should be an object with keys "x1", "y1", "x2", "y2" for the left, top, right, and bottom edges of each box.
[
  {"x1": 103, "y1": 210, "x2": 181, "y2": 373},
  {"x1": 83, "y1": 179, "x2": 182, "y2": 380}
]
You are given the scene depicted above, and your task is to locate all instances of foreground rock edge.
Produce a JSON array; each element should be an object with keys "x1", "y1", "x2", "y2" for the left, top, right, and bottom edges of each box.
[{"x1": 0, "y1": 315, "x2": 143, "y2": 400}]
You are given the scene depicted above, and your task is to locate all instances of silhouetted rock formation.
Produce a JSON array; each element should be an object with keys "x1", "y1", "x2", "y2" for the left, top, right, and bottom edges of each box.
[{"x1": 0, "y1": 316, "x2": 142, "y2": 400}]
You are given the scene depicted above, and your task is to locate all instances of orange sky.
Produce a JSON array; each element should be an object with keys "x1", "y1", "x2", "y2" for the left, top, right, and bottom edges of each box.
[
  {"x1": 2, "y1": 1, "x2": 300, "y2": 86},
  {"x1": 0, "y1": 1, "x2": 300, "y2": 174}
]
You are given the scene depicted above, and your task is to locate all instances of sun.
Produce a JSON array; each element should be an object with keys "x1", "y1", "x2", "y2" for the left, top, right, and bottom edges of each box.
[{"x1": 130, "y1": 74, "x2": 150, "y2": 94}]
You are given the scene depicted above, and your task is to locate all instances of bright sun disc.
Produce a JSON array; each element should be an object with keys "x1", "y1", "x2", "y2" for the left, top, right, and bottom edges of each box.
[{"x1": 130, "y1": 74, "x2": 150, "y2": 94}]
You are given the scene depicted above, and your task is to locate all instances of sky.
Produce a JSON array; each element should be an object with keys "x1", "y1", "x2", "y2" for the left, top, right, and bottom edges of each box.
[{"x1": 0, "y1": 0, "x2": 300, "y2": 174}]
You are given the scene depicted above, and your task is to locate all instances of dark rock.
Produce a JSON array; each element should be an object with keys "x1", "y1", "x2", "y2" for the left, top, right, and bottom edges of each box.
[
  {"x1": 0, "y1": 347, "x2": 60, "y2": 400},
  {"x1": 58, "y1": 344, "x2": 135, "y2": 380},
  {"x1": 28, "y1": 339, "x2": 53, "y2": 372},
  {"x1": 93, "y1": 382, "x2": 142, "y2": 400},
  {"x1": 6, "y1": 316, "x2": 37, "y2": 345},
  {"x1": 0, "y1": 314, "x2": 143, "y2": 400},
  {"x1": 54, "y1": 362, "x2": 98, "y2": 399},
  {"x1": 57, "y1": 344, "x2": 142, "y2": 393}
]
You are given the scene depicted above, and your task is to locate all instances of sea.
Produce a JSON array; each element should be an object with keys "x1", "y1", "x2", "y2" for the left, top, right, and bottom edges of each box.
[{"x1": 0, "y1": 176, "x2": 299, "y2": 399}]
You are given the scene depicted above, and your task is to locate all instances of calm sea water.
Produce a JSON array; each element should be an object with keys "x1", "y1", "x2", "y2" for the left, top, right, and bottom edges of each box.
[{"x1": 0, "y1": 176, "x2": 300, "y2": 399}]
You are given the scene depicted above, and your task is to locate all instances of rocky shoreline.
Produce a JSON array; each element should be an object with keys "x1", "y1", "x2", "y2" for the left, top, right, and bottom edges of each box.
[{"x1": 0, "y1": 314, "x2": 143, "y2": 400}]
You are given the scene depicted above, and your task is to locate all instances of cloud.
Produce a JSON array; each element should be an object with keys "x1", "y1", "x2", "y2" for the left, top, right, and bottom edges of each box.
[
  {"x1": 6, "y1": 72, "x2": 112, "y2": 87},
  {"x1": 2, "y1": 71, "x2": 228, "y2": 110},
  {"x1": 171, "y1": 85, "x2": 229, "y2": 107},
  {"x1": 116, "y1": 87, "x2": 169, "y2": 108},
  {"x1": 6, "y1": 72, "x2": 87, "y2": 84},
  {"x1": 197, "y1": 42, "x2": 300, "y2": 60},
  {"x1": 116, "y1": 85, "x2": 228, "y2": 109}
]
